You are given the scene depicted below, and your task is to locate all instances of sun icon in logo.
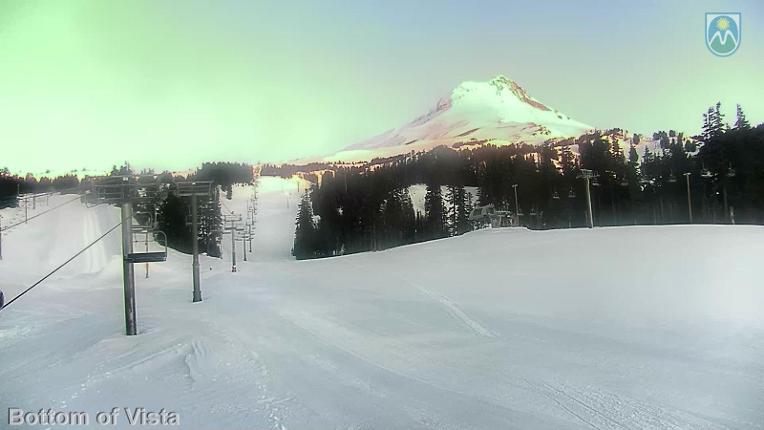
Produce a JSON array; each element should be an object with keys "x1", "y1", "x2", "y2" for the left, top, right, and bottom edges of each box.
[
  {"x1": 706, "y1": 13, "x2": 741, "y2": 56},
  {"x1": 716, "y1": 17, "x2": 730, "y2": 31}
]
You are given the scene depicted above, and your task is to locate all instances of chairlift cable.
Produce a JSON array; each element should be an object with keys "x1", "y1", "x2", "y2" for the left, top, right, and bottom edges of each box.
[
  {"x1": 1, "y1": 195, "x2": 83, "y2": 232},
  {"x1": 0, "y1": 214, "x2": 129, "y2": 312}
]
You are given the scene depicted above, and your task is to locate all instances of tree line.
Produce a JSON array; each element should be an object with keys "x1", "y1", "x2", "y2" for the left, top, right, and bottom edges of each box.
[
  {"x1": 294, "y1": 103, "x2": 764, "y2": 259},
  {"x1": 0, "y1": 170, "x2": 80, "y2": 208},
  {"x1": 132, "y1": 162, "x2": 253, "y2": 256},
  {"x1": 2, "y1": 162, "x2": 254, "y2": 256}
]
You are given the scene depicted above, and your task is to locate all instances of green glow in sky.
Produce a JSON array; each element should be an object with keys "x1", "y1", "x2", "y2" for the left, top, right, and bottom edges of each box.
[{"x1": 1, "y1": 0, "x2": 762, "y2": 175}]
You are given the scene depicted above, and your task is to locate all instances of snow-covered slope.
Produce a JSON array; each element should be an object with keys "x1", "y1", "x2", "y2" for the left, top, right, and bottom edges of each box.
[
  {"x1": 328, "y1": 76, "x2": 592, "y2": 162},
  {"x1": 408, "y1": 184, "x2": 479, "y2": 216},
  {"x1": 2, "y1": 180, "x2": 764, "y2": 429},
  {"x1": 220, "y1": 177, "x2": 310, "y2": 262},
  {"x1": 0, "y1": 194, "x2": 123, "y2": 296}
]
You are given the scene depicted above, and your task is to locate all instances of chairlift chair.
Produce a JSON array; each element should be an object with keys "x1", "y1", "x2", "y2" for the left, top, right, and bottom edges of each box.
[{"x1": 125, "y1": 231, "x2": 168, "y2": 264}]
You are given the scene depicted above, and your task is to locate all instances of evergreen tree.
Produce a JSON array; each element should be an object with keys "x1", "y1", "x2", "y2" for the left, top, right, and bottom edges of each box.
[
  {"x1": 735, "y1": 104, "x2": 751, "y2": 130},
  {"x1": 710, "y1": 102, "x2": 725, "y2": 139},
  {"x1": 456, "y1": 187, "x2": 471, "y2": 234},
  {"x1": 465, "y1": 191, "x2": 475, "y2": 230},
  {"x1": 627, "y1": 144, "x2": 641, "y2": 195},
  {"x1": 702, "y1": 111, "x2": 711, "y2": 142},
  {"x1": 445, "y1": 185, "x2": 458, "y2": 235},
  {"x1": 158, "y1": 192, "x2": 192, "y2": 253},
  {"x1": 379, "y1": 187, "x2": 416, "y2": 247},
  {"x1": 293, "y1": 191, "x2": 316, "y2": 259},
  {"x1": 399, "y1": 188, "x2": 417, "y2": 243},
  {"x1": 423, "y1": 183, "x2": 447, "y2": 239},
  {"x1": 445, "y1": 185, "x2": 471, "y2": 235},
  {"x1": 559, "y1": 145, "x2": 576, "y2": 178},
  {"x1": 201, "y1": 187, "x2": 223, "y2": 257}
]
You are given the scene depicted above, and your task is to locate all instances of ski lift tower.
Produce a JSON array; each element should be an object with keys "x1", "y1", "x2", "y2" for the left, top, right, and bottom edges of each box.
[
  {"x1": 247, "y1": 222, "x2": 254, "y2": 252},
  {"x1": 578, "y1": 169, "x2": 597, "y2": 228},
  {"x1": 235, "y1": 228, "x2": 249, "y2": 261},
  {"x1": 223, "y1": 213, "x2": 243, "y2": 272},
  {"x1": 175, "y1": 181, "x2": 214, "y2": 303},
  {"x1": 92, "y1": 175, "x2": 168, "y2": 336}
]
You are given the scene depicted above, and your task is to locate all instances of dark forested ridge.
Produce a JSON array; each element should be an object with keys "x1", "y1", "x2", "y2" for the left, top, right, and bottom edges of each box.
[{"x1": 293, "y1": 104, "x2": 764, "y2": 259}]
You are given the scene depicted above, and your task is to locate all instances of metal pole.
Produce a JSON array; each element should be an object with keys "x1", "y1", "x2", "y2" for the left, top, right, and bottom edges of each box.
[
  {"x1": 145, "y1": 228, "x2": 149, "y2": 278},
  {"x1": 248, "y1": 225, "x2": 252, "y2": 252},
  {"x1": 513, "y1": 184, "x2": 519, "y2": 226},
  {"x1": 242, "y1": 236, "x2": 247, "y2": 261},
  {"x1": 231, "y1": 221, "x2": 237, "y2": 273},
  {"x1": 192, "y1": 195, "x2": 202, "y2": 302},
  {"x1": 147, "y1": 206, "x2": 158, "y2": 279},
  {"x1": 584, "y1": 177, "x2": 594, "y2": 228},
  {"x1": 685, "y1": 173, "x2": 693, "y2": 224},
  {"x1": 121, "y1": 202, "x2": 137, "y2": 336},
  {"x1": 25, "y1": 198, "x2": 28, "y2": 223}
]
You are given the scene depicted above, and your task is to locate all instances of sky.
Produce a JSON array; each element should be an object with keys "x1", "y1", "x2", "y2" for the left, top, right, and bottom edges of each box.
[{"x1": 1, "y1": 0, "x2": 762, "y2": 175}]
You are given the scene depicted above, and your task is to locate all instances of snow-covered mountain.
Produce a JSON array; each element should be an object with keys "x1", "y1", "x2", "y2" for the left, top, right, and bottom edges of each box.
[{"x1": 328, "y1": 75, "x2": 593, "y2": 161}]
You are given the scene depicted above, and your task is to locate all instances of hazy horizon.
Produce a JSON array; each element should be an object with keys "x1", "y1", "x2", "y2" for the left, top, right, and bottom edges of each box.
[{"x1": 1, "y1": 0, "x2": 762, "y2": 175}]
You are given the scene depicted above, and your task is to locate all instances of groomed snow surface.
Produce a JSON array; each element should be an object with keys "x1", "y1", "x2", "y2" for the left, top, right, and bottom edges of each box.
[{"x1": 1, "y1": 177, "x2": 764, "y2": 429}]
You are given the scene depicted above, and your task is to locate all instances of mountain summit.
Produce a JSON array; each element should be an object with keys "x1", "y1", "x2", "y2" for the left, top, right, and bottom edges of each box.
[{"x1": 332, "y1": 75, "x2": 592, "y2": 161}]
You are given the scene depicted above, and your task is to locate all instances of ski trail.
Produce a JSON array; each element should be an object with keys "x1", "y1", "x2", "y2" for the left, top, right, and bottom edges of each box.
[
  {"x1": 404, "y1": 278, "x2": 496, "y2": 338},
  {"x1": 521, "y1": 378, "x2": 712, "y2": 430},
  {"x1": 541, "y1": 382, "x2": 631, "y2": 430},
  {"x1": 519, "y1": 378, "x2": 603, "y2": 430}
]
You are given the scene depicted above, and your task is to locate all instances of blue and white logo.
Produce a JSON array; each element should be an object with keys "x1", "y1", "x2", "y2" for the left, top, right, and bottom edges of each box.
[{"x1": 706, "y1": 13, "x2": 741, "y2": 56}]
